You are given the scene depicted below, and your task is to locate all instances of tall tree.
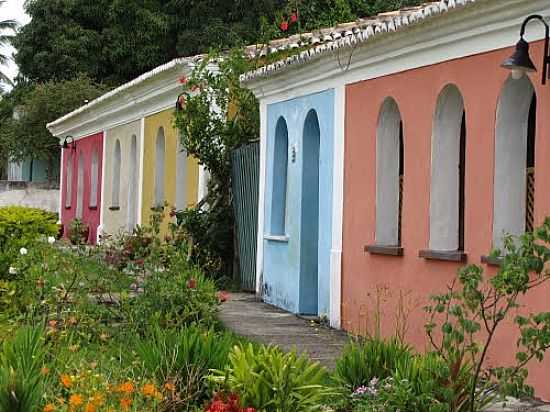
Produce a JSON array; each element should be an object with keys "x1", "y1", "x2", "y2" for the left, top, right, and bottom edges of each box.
[
  {"x1": 0, "y1": 0, "x2": 17, "y2": 89},
  {"x1": 13, "y1": 0, "x2": 423, "y2": 86},
  {"x1": 0, "y1": 75, "x2": 109, "y2": 182}
]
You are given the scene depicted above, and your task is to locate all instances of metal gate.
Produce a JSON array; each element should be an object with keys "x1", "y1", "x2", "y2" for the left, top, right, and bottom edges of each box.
[{"x1": 231, "y1": 141, "x2": 259, "y2": 291}]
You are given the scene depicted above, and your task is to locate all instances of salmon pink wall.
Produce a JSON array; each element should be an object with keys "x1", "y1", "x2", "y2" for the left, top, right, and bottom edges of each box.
[
  {"x1": 61, "y1": 132, "x2": 103, "y2": 244},
  {"x1": 343, "y1": 41, "x2": 550, "y2": 398}
]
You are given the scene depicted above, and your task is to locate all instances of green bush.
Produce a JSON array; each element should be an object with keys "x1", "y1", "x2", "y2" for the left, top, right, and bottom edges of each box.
[
  {"x1": 334, "y1": 338, "x2": 412, "y2": 391},
  {"x1": 212, "y1": 344, "x2": 331, "y2": 412},
  {"x1": 135, "y1": 326, "x2": 235, "y2": 408},
  {"x1": 0, "y1": 206, "x2": 58, "y2": 276},
  {"x1": 129, "y1": 250, "x2": 220, "y2": 331},
  {"x1": 350, "y1": 353, "x2": 475, "y2": 412},
  {"x1": 0, "y1": 326, "x2": 47, "y2": 412}
]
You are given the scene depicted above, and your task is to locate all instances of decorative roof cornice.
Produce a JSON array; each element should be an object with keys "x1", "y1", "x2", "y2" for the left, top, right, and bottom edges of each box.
[
  {"x1": 240, "y1": 0, "x2": 477, "y2": 84},
  {"x1": 47, "y1": 55, "x2": 204, "y2": 137}
]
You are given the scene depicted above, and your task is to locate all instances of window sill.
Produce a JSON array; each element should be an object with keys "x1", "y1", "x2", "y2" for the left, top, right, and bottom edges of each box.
[
  {"x1": 365, "y1": 244, "x2": 403, "y2": 256},
  {"x1": 265, "y1": 234, "x2": 290, "y2": 243},
  {"x1": 89, "y1": 206, "x2": 97, "y2": 210},
  {"x1": 109, "y1": 206, "x2": 120, "y2": 211},
  {"x1": 419, "y1": 249, "x2": 467, "y2": 262},
  {"x1": 481, "y1": 255, "x2": 503, "y2": 267}
]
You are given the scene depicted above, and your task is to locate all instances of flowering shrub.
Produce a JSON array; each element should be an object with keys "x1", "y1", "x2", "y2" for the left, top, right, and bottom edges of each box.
[
  {"x1": 204, "y1": 393, "x2": 256, "y2": 412},
  {"x1": 0, "y1": 206, "x2": 58, "y2": 276},
  {"x1": 44, "y1": 368, "x2": 169, "y2": 412}
]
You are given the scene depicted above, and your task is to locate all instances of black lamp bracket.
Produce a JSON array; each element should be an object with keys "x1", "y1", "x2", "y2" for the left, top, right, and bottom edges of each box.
[
  {"x1": 175, "y1": 92, "x2": 186, "y2": 112},
  {"x1": 519, "y1": 15, "x2": 550, "y2": 85},
  {"x1": 62, "y1": 136, "x2": 76, "y2": 151}
]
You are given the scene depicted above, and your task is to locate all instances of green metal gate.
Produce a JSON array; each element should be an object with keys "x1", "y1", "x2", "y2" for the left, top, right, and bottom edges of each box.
[{"x1": 231, "y1": 141, "x2": 259, "y2": 291}]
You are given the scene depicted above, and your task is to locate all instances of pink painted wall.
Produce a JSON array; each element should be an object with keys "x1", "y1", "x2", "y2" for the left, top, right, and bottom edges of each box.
[
  {"x1": 60, "y1": 132, "x2": 103, "y2": 244},
  {"x1": 343, "y1": 41, "x2": 550, "y2": 398}
]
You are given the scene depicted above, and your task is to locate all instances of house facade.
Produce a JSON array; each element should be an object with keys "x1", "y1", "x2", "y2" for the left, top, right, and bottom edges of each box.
[
  {"x1": 243, "y1": 0, "x2": 550, "y2": 397},
  {"x1": 48, "y1": 57, "x2": 208, "y2": 243}
]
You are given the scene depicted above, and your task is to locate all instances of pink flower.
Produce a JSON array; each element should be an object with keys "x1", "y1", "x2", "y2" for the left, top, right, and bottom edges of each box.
[
  {"x1": 290, "y1": 13, "x2": 298, "y2": 23},
  {"x1": 279, "y1": 21, "x2": 289, "y2": 32},
  {"x1": 216, "y1": 291, "x2": 230, "y2": 303}
]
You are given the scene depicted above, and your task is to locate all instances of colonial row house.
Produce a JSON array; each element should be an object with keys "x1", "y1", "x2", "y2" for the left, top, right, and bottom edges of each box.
[
  {"x1": 47, "y1": 57, "x2": 211, "y2": 243},
  {"x1": 241, "y1": 0, "x2": 550, "y2": 398}
]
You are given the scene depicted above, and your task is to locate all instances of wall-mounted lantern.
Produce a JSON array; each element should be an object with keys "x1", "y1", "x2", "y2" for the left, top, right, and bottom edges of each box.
[
  {"x1": 175, "y1": 92, "x2": 186, "y2": 112},
  {"x1": 501, "y1": 14, "x2": 550, "y2": 85},
  {"x1": 62, "y1": 136, "x2": 76, "y2": 151}
]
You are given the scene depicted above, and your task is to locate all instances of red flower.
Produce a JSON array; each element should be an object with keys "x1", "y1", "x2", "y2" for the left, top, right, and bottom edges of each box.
[
  {"x1": 179, "y1": 75, "x2": 188, "y2": 84},
  {"x1": 290, "y1": 13, "x2": 298, "y2": 23},
  {"x1": 240, "y1": 408, "x2": 256, "y2": 412},
  {"x1": 279, "y1": 20, "x2": 289, "y2": 31},
  {"x1": 186, "y1": 278, "x2": 197, "y2": 289}
]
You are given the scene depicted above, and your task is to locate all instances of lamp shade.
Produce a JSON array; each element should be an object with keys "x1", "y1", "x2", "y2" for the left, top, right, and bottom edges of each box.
[{"x1": 501, "y1": 38, "x2": 537, "y2": 73}]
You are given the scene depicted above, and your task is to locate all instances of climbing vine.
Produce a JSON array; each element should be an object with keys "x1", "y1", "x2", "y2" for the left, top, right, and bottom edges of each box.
[{"x1": 173, "y1": 49, "x2": 259, "y2": 281}]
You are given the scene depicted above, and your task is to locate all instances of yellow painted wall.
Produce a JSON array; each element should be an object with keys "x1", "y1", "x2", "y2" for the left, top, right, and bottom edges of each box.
[
  {"x1": 142, "y1": 109, "x2": 199, "y2": 234},
  {"x1": 186, "y1": 156, "x2": 199, "y2": 208}
]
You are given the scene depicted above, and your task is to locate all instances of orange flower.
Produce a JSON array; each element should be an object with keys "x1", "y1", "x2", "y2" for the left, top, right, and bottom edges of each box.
[
  {"x1": 120, "y1": 398, "x2": 132, "y2": 411},
  {"x1": 116, "y1": 381, "x2": 134, "y2": 394},
  {"x1": 60, "y1": 374, "x2": 72, "y2": 388},
  {"x1": 164, "y1": 382, "x2": 176, "y2": 392},
  {"x1": 69, "y1": 394, "x2": 83, "y2": 407},
  {"x1": 89, "y1": 393, "x2": 104, "y2": 406},
  {"x1": 142, "y1": 383, "x2": 159, "y2": 398},
  {"x1": 44, "y1": 404, "x2": 56, "y2": 412},
  {"x1": 41, "y1": 366, "x2": 50, "y2": 376},
  {"x1": 84, "y1": 403, "x2": 96, "y2": 412}
]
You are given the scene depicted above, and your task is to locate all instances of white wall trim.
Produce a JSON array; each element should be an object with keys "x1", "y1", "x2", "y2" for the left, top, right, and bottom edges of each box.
[
  {"x1": 255, "y1": 101, "x2": 268, "y2": 295},
  {"x1": 97, "y1": 129, "x2": 107, "y2": 243},
  {"x1": 329, "y1": 85, "x2": 345, "y2": 329},
  {"x1": 246, "y1": 0, "x2": 549, "y2": 103},
  {"x1": 137, "y1": 117, "x2": 145, "y2": 226},
  {"x1": 58, "y1": 149, "x2": 64, "y2": 221}
]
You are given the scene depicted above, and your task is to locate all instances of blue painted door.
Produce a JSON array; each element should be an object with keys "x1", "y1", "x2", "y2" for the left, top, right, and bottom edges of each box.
[{"x1": 299, "y1": 110, "x2": 321, "y2": 315}]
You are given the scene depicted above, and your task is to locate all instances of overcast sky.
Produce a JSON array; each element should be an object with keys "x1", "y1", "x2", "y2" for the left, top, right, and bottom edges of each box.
[{"x1": 1, "y1": 0, "x2": 30, "y2": 85}]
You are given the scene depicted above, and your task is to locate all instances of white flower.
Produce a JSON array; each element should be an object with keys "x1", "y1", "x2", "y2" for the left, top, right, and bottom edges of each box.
[
  {"x1": 47, "y1": 236, "x2": 56, "y2": 244},
  {"x1": 19, "y1": 247, "x2": 28, "y2": 255},
  {"x1": 8, "y1": 266, "x2": 17, "y2": 275}
]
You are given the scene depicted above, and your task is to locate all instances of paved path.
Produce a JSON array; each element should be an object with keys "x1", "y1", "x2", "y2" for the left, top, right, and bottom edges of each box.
[{"x1": 218, "y1": 293, "x2": 349, "y2": 369}]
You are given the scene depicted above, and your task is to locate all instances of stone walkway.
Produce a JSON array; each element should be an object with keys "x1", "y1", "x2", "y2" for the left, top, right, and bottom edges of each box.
[
  {"x1": 219, "y1": 293, "x2": 550, "y2": 411},
  {"x1": 218, "y1": 293, "x2": 349, "y2": 369}
]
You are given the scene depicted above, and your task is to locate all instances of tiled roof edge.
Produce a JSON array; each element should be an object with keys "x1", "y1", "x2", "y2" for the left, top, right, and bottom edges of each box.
[
  {"x1": 47, "y1": 55, "x2": 204, "y2": 129},
  {"x1": 240, "y1": 0, "x2": 477, "y2": 84}
]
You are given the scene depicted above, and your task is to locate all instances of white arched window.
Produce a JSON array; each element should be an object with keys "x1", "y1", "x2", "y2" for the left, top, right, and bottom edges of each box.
[
  {"x1": 154, "y1": 128, "x2": 166, "y2": 207},
  {"x1": 111, "y1": 139, "x2": 121, "y2": 208},
  {"x1": 375, "y1": 97, "x2": 403, "y2": 246},
  {"x1": 76, "y1": 154, "x2": 85, "y2": 218},
  {"x1": 271, "y1": 117, "x2": 289, "y2": 235},
  {"x1": 65, "y1": 152, "x2": 73, "y2": 208},
  {"x1": 428, "y1": 85, "x2": 466, "y2": 252},
  {"x1": 90, "y1": 149, "x2": 99, "y2": 208},
  {"x1": 175, "y1": 139, "x2": 187, "y2": 211},
  {"x1": 493, "y1": 76, "x2": 536, "y2": 248},
  {"x1": 127, "y1": 135, "x2": 138, "y2": 229}
]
